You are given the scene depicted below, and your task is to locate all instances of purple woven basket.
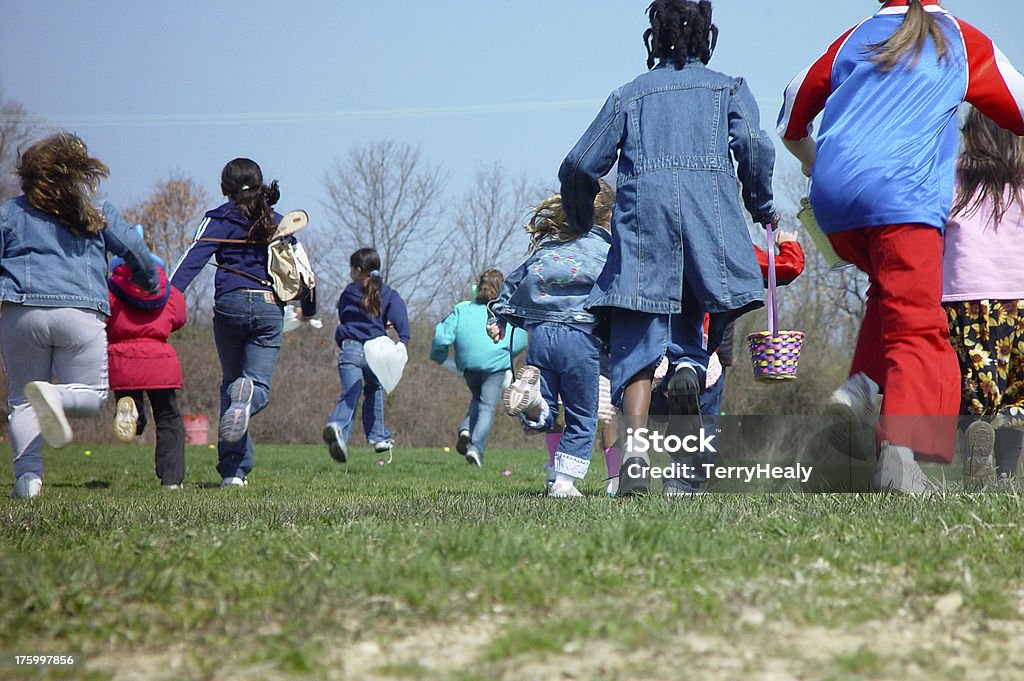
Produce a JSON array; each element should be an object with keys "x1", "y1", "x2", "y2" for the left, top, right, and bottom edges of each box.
[
  {"x1": 747, "y1": 224, "x2": 805, "y2": 383},
  {"x1": 747, "y1": 330, "x2": 804, "y2": 382}
]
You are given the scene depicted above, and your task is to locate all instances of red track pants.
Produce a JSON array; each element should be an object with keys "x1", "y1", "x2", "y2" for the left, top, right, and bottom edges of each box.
[{"x1": 828, "y1": 224, "x2": 959, "y2": 463}]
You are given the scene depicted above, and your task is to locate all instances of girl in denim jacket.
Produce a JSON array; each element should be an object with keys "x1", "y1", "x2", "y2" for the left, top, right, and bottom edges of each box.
[
  {"x1": 487, "y1": 182, "x2": 615, "y2": 497},
  {"x1": 559, "y1": 0, "x2": 779, "y2": 495},
  {"x1": 1, "y1": 133, "x2": 159, "y2": 498}
]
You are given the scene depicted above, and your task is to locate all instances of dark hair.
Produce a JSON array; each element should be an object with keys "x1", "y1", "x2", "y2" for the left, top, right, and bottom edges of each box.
[
  {"x1": 643, "y1": 0, "x2": 718, "y2": 70},
  {"x1": 220, "y1": 158, "x2": 280, "y2": 243},
  {"x1": 475, "y1": 269, "x2": 504, "y2": 304},
  {"x1": 17, "y1": 132, "x2": 109, "y2": 236},
  {"x1": 952, "y1": 107, "x2": 1024, "y2": 226},
  {"x1": 350, "y1": 247, "x2": 382, "y2": 317},
  {"x1": 867, "y1": 0, "x2": 949, "y2": 72}
]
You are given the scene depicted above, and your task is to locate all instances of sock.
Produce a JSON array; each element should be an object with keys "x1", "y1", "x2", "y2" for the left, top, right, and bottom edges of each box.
[
  {"x1": 604, "y1": 446, "x2": 622, "y2": 478},
  {"x1": 553, "y1": 472, "x2": 576, "y2": 488},
  {"x1": 546, "y1": 432, "x2": 560, "y2": 467}
]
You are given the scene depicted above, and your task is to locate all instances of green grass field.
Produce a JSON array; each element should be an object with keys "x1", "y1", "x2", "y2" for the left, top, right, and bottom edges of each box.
[{"x1": 2, "y1": 443, "x2": 1024, "y2": 681}]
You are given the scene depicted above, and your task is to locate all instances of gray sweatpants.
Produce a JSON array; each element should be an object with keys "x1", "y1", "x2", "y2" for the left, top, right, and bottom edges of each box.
[{"x1": 1, "y1": 304, "x2": 109, "y2": 480}]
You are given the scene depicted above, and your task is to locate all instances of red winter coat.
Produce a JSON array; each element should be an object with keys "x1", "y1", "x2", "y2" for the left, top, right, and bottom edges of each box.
[{"x1": 106, "y1": 263, "x2": 187, "y2": 390}]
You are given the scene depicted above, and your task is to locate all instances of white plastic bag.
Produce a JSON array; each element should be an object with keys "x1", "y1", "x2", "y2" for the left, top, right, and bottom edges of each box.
[{"x1": 364, "y1": 336, "x2": 409, "y2": 393}]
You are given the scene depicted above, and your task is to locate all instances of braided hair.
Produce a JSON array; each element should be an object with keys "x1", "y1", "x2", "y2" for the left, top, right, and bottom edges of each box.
[
  {"x1": 220, "y1": 158, "x2": 281, "y2": 243},
  {"x1": 643, "y1": 0, "x2": 718, "y2": 70}
]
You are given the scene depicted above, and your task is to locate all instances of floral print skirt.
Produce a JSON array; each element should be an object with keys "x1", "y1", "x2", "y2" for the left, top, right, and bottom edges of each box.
[{"x1": 945, "y1": 299, "x2": 1024, "y2": 428}]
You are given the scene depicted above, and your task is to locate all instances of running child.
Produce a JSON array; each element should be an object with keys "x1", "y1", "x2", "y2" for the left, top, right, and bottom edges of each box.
[
  {"x1": 560, "y1": 0, "x2": 780, "y2": 495},
  {"x1": 488, "y1": 182, "x2": 616, "y2": 498}
]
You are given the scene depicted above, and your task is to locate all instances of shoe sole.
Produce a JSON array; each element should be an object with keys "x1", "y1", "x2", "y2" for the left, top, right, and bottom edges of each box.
[
  {"x1": 114, "y1": 397, "x2": 138, "y2": 443},
  {"x1": 456, "y1": 431, "x2": 471, "y2": 456},
  {"x1": 666, "y1": 368, "x2": 702, "y2": 417},
  {"x1": 24, "y1": 382, "x2": 72, "y2": 449},
  {"x1": 964, "y1": 421, "x2": 997, "y2": 490},
  {"x1": 322, "y1": 425, "x2": 347, "y2": 463},
  {"x1": 503, "y1": 366, "x2": 540, "y2": 416},
  {"x1": 617, "y1": 456, "x2": 651, "y2": 496},
  {"x1": 219, "y1": 378, "x2": 254, "y2": 443}
]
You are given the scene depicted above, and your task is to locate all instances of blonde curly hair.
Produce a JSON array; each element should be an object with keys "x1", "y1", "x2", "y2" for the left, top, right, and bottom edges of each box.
[
  {"x1": 525, "y1": 180, "x2": 615, "y2": 253},
  {"x1": 17, "y1": 132, "x2": 110, "y2": 236}
]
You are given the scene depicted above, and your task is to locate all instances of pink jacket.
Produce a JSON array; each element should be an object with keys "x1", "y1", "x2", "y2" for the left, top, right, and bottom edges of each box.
[{"x1": 943, "y1": 188, "x2": 1024, "y2": 302}]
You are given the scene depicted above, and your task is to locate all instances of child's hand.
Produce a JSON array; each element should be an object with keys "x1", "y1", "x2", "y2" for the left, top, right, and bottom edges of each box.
[
  {"x1": 775, "y1": 230, "x2": 799, "y2": 244},
  {"x1": 487, "y1": 323, "x2": 505, "y2": 343}
]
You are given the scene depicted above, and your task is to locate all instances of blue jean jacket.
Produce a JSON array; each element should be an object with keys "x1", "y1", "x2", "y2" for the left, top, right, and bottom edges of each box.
[
  {"x1": 0, "y1": 197, "x2": 158, "y2": 315},
  {"x1": 488, "y1": 227, "x2": 611, "y2": 330},
  {"x1": 560, "y1": 59, "x2": 776, "y2": 327}
]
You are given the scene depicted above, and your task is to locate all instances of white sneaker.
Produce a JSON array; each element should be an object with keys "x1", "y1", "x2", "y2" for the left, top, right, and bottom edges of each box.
[
  {"x1": 605, "y1": 476, "x2": 619, "y2": 497},
  {"x1": 114, "y1": 396, "x2": 139, "y2": 443},
  {"x1": 322, "y1": 423, "x2": 347, "y2": 463},
  {"x1": 24, "y1": 381, "x2": 72, "y2": 448},
  {"x1": 11, "y1": 473, "x2": 42, "y2": 498},
  {"x1": 548, "y1": 479, "x2": 583, "y2": 498},
  {"x1": 871, "y1": 441, "x2": 938, "y2": 494},
  {"x1": 503, "y1": 365, "x2": 541, "y2": 416},
  {"x1": 465, "y1": 448, "x2": 482, "y2": 467},
  {"x1": 219, "y1": 378, "x2": 254, "y2": 443},
  {"x1": 162, "y1": 483, "x2": 183, "y2": 490},
  {"x1": 826, "y1": 373, "x2": 880, "y2": 421},
  {"x1": 221, "y1": 476, "x2": 247, "y2": 487},
  {"x1": 963, "y1": 421, "x2": 997, "y2": 490}
]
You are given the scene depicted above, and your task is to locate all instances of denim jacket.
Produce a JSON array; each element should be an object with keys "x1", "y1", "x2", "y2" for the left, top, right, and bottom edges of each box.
[
  {"x1": 0, "y1": 196, "x2": 158, "y2": 315},
  {"x1": 488, "y1": 227, "x2": 611, "y2": 329},
  {"x1": 559, "y1": 59, "x2": 776, "y2": 323}
]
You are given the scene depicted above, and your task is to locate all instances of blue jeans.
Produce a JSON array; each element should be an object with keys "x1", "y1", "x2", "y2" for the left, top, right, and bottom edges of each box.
[
  {"x1": 327, "y1": 339, "x2": 391, "y2": 445},
  {"x1": 212, "y1": 289, "x2": 283, "y2": 479},
  {"x1": 459, "y1": 370, "x2": 505, "y2": 459},
  {"x1": 527, "y1": 323, "x2": 602, "y2": 479}
]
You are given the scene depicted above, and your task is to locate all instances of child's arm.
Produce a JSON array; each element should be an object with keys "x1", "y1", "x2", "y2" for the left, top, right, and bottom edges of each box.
[
  {"x1": 559, "y1": 90, "x2": 626, "y2": 235},
  {"x1": 777, "y1": 26, "x2": 859, "y2": 174},
  {"x1": 429, "y1": 309, "x2": 458, "y2": 364},
  {"x1": 727, "y1": 79, "x2": 779, "y2": 225},
  {"x1": 169, "y1": 216, "x2": 222, "y2": 292},
  {"x1": 958, "y1": 21, "x2": 1024, "y2": 135},
  {"x1": 168, "y1": 286, "x2": 187, "y2": 332},
  {"x1": 384, "y1": 291, "x2": 411, "y2": 345},
  {"x1": 752, "y1": 232, "x2": 805, "y2": 285}
]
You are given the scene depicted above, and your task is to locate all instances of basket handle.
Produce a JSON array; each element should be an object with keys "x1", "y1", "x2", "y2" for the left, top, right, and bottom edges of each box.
[{"x1": 765, "y1": 223, "x2": 778, "y2": 336}]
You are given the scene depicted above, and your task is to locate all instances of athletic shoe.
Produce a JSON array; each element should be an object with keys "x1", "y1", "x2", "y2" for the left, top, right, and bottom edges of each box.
[
  {"x1": 322, "y1": 423, "x2": 347, "y2": 463},
  {"x1": 503, "y1": 365, "x2": 541, "y2": 416},
  {"x1": 548, "y1": 479, "x2": 583, "y2": 498},
  {"x1": 604, "y1": 476, "x2": 619, "y2": 498},
  {"x1": 465, "y1": 448, "x2": 482, "y2": 467},
  {"x1": 162, "y1": 483, "x2": 183, "y2": 490},
  {"x1": 219, "y1": 378, "x2": 255, "y2": 443},
  {"x1": 456, "y1": 429, "x2": 471, "y2": 456},
  {"x1": 963, "y1": 421, "x2": 997, "y2": 491},
  {"x1": 826, "y1": 372, "x2": 880, "y2": 421},
  {"x1": 617, "y1": 455, "x2": 651, "y2": 497},
  {"x1": 373, "y1": 439, "x2": 395, "y2": 453},
  {"x1": 871, "y1": 441, "x2": 938, "y2": 494},
  {"x1": 11, "y1": 473, "x2": 42, "y2": 499},
  {"x1": 666, "y1": 364, "x2": 702, "y2": 417},
  {"x1": 221, "y1": 476, "x2": 247, "y2": 487},
  {"x1": 114, "y1": 396, "x2": 139, "y2": 443},
  {"x1": 24, "y1": 381, "x2": 72, "y2": 449}
]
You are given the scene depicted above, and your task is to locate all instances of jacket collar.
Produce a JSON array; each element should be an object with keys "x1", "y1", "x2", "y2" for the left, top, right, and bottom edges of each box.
[{"x1": 878, "y1": 0, "x2": 946, "y2": 15}]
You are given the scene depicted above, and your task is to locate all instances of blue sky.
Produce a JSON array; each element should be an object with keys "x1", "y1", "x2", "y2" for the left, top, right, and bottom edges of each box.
[{"x1": 1, "y1": 1, "x2": 1020, "y2": 225}]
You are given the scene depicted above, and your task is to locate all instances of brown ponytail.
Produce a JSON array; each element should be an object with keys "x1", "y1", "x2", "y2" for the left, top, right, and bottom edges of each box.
[
  {"x1": 867, "y1": 0, "x2": 949, "y2": 72},
  {"x1": 350, "y1": 248, "x2": 383, "y2": 317},
  {"x1": 952, "y1": 107, "x2": 1024, "y2": 226}
]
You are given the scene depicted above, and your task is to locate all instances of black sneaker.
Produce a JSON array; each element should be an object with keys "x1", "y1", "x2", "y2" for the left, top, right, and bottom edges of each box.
[
  {"x1": 617, "y1": 456, "x2": 651, "y2": 496},
  {"x1": 456, "y1": 429, "x2": 471, "y2": 456},
  {"x1": 666, "y1": 365, "x2": 702, "y2": 417}
]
